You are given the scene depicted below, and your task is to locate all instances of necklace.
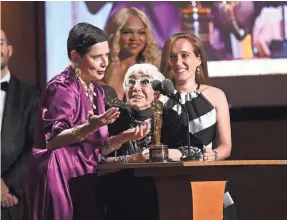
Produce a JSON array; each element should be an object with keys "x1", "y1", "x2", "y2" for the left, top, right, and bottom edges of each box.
[{"x1": 75, "y1": 67, "x2": 95, "y2": 108}]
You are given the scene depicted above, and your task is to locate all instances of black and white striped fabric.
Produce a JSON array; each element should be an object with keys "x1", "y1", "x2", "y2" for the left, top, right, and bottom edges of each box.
[
  {"x1": 164, "y1": 85, "x2": 217, "y2": 151},
  {"x1": 164, "y1": 84, "x2": 237, "y2": 220}
]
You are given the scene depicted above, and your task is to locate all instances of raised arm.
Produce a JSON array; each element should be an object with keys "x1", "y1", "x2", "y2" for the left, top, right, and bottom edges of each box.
[
  {"x1": 42, "y1": 82, "x2": 120, "y2": 150},
  {"x1": 47, "y1": 108, "x2": 120, "y2": 150}
]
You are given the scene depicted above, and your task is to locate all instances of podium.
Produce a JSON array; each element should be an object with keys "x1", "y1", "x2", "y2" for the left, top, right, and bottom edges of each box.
[{"x1": 97, "y1": 160, "x2": 287, "y2": 220}]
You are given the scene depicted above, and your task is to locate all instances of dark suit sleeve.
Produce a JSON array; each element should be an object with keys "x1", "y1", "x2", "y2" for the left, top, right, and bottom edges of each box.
[{"x1": 5, "y1": 90, "x2": 40, "y2": 197}]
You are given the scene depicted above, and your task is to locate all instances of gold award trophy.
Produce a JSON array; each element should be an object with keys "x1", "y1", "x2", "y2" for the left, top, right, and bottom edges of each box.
[{"x1": 149, "y1": 95, "x2": 169, "y2": 163}]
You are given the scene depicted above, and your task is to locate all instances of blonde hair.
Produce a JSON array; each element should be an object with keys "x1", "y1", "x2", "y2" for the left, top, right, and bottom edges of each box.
[
  {"x1": 104, "y1": 7, "x2": 161, "y2": 83},
  {"x1": 159, "y1": 32, "x2": 210, "y2": 85},
  {"x1": 123, "y1": 63, "x2": 168, "y2": 104}
]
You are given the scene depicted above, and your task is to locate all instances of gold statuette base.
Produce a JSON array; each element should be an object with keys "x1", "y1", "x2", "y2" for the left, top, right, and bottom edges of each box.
[{"x1": 149, "y1": 145, "x2": 170, "y2": 163}]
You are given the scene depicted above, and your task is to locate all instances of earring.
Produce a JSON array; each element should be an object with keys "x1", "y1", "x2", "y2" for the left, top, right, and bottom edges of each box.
[
  {"x1": 75, "y1": 67, "x2": 81, "y2": 78},
  {"x1": 196, "y1": 67, "x2": 200, "y2": 75}
]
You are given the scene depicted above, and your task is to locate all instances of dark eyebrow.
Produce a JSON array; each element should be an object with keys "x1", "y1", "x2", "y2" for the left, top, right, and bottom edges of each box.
[
  {"x1": 120, "y1": 28, "x2": 146, "y2": 32},
  {"x1": 180, "y1": 51, "x2": 190, "y2": 54},
  {"x1": 128, "y1": 75, "x2": 136, "y2": 79},
  {"x1": 170, "y1": 51, "x2": 190, "y2": 55},
  {"x1": 91, "y1": 51, "x2": 110, "y2": 57}
]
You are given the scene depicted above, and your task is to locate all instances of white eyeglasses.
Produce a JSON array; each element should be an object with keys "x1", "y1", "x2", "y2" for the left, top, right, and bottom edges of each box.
[{"x1": 126, "y1": 78, "x2": 152, "y2": 87}]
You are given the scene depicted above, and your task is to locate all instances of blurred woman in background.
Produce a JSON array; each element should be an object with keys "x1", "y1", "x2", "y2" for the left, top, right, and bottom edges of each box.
[{"x1": 103, "y1": 7, "x2": 161, "y2": 100}]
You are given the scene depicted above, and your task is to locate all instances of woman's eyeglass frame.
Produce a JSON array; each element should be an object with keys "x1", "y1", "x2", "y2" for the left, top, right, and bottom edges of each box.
[{"x1": 126, "y1": 78, "x2": 153, "y2": 87}]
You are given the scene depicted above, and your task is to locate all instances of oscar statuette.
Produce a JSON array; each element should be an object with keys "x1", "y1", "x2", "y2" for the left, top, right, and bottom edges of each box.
[{"x1": 149, "y1": 95, "x2": 169, "y2": 163}]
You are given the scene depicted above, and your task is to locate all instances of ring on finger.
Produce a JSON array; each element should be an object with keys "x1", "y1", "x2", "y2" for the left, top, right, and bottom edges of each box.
[{"x1": 108, "y1": 119, "x2": 115, "y2": 124}]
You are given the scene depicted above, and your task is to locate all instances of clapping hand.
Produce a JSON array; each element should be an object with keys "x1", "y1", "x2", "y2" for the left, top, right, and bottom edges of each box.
[{"x1": 88, "y1": 107, "x2": 120, "y2": 129}]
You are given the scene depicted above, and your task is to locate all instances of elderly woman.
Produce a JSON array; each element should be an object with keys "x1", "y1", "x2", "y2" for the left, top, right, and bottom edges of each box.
[
  {"x1": 103, "y1": 63, "x2": 181, "y2": 162},
  {"x1": 101, "y1": 63, "x2": 183, "y2": 220},
  {"x1": 103, "y1": 7, "x2": 161, "y2": 100}
]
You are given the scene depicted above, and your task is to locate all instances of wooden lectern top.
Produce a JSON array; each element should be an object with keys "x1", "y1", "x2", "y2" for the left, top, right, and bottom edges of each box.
[{"x1": 96, "y1": 160, "x2": 287, "y2": 171}]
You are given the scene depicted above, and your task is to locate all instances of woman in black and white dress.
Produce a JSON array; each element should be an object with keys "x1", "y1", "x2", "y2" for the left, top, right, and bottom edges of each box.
[{"x1": 160, "y1": 32, "x2": 237, "y2": 220}]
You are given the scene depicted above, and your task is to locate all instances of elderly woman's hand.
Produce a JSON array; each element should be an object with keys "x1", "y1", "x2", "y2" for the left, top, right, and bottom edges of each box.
[
  {"x1": 122, "y1": 119, "x2": 151, "y2": 142},
  {"x1": 141, "y1": 148, "x2": 150, "y2": 160},
  {"x1": 128, "y1": 153, "x2": 147, "y2": 163},
  {"x1": 88, "y1": 107, "x2": 120, "y2": 130}
]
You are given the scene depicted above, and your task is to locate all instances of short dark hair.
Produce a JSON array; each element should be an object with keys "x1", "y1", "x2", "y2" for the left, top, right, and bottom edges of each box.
[
  {"x1": 67, "y1": 22, "x2": 108, "y2": 59},
  {"x1": 1, "y1": 29, "x2": 11, "y2": 45}
]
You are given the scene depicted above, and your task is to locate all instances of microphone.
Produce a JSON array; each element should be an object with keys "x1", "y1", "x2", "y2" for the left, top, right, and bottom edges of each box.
[
  {"x1": 152, "y1": 79, "x2": 195, "y2": 161},
  {"x1": 151, "y1": 80, "x2": 164, "y2": 94},
  {"x1": 161, "y1": 79, "x2": 176, "y2": 100},
  {"x1": 152, "y1": 79, "x2": 177, "y2": 101}
]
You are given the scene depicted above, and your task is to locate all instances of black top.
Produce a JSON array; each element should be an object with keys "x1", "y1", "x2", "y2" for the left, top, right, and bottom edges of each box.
[
  {"x1": 164, "y1": 84, "x2": 217, "y2": 152},
  {"x1": 102, "y1": 84, "x2": 217, "y2": 158},
  {"x1": 102, "y1": 85, "x2": 187, "y2": 157}
]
